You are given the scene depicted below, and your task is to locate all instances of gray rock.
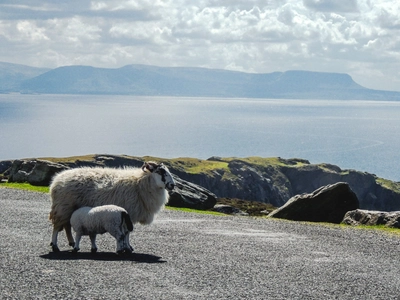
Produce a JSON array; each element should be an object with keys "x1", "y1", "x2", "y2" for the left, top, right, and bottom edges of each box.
[
  {"x1": 280, "y1": 164, "x2": 384, "y2": 209},
  {"x1": 342, "y1": 209, "x2": 400, "y2": 228},
  {"x1": 0, "y1": 160, "x2": 12, "y2": 175},
  {"x1": 268, "y1": 182, "x2": 359, "y2": 223},
  {"x1": 168, "y1": 176, "x2": 217, "y2": 210},
  {"x1": 8, "y1": 159, "x2": 68, "y2": 186},
  {"x1": 172, "y1": 159, "x2": 292, "y2": 207}
]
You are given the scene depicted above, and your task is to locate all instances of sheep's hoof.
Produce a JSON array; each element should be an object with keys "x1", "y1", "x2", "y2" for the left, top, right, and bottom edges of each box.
[
  {"x1": 69, "y1": 242, "x2": 75, "y2": 247},
  {"x1": 73, "y1": 247, "x2": 80, "y2": 253},
  {"x1": 91, "y1": 248, "x2": 97, "y2": 254},
  {"x1": 124, "y1": 247, "x2": 133, "y2": 254},
  {"x1": 117, "y1": 248, "x2": 133, "y2": 256},
  {"x1": 50, "y1": 243, "x2": 60, "y2": 253}
]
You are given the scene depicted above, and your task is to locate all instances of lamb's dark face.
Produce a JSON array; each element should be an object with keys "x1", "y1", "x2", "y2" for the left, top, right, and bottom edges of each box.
[{"x1": 142, "y1": 162, "x2": 175, "y2": 191}]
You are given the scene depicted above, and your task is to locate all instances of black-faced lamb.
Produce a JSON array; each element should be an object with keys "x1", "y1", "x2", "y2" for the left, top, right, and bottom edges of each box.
[
  {"x1": 49, "y1": 161, "x2": 175, "y2": 252},
  {"x1": 70, "y1": 205, "x2": 133, "y2": 254}
]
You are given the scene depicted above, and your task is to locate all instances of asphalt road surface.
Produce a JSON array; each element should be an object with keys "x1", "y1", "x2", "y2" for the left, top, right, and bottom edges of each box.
[{"x1": 1, "y1": 188, "x2": 400, "y2": 299}]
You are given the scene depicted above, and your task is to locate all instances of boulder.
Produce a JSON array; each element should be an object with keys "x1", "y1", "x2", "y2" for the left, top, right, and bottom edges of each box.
[
  {"x1": 268, "y1": 182, "x2": 359, "y2": 223},
  {"x1": 8, "y1": 159, "x2": 68, "y2": 186},
  {"x1": 342, "y1": 209, "x2": 400, "y2": 228},
  {"x1": 0, "y1": 160, "x2": 12, "y2": 175},
  {"x1": 168, "y1": 176, "x2": 217, "y2": 210}
]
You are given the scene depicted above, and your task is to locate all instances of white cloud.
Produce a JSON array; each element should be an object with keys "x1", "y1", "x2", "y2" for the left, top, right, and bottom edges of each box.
[
  {"x1": 303, "y1": 0, "x2": 358, "y2": 13},
  {"x1": 0, "y1": 0, "x2": 399, "y2": 91}
]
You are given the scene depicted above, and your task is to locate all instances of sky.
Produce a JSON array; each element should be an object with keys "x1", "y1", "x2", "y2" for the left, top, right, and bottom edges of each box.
[{"x1": 0, "y1": 0, "x2": 400, "y2": 91}]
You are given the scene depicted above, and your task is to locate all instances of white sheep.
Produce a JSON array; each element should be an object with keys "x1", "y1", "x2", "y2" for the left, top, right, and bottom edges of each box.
[
  {"x1": 70, "y1": 205, "x2": 133, "y2": 254},
  {"x1": 49, "y1": 161, "x2": 175, "y2": 252}
]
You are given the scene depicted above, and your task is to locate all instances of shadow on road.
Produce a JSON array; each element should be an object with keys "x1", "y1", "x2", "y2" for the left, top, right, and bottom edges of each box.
[{"x1": 40, "y1": 251, "x2": 166, "y2": 263}]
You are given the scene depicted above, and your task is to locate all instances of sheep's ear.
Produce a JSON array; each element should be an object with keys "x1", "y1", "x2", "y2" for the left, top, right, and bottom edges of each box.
[
  {"x1": 156, "y1": 163, "x2": 164, "y2": 171},
  {"x1": 142, "y1": 162, "x2": 156, "y2": 173}
]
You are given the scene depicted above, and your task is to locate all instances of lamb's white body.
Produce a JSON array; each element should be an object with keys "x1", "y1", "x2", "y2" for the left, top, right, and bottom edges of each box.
[
  {"x1": 49, "y1": 162, "x2": 175, "y2": 252},
  {"x1": 70, "y1": 205, "x2": 133, "y2": 254}
]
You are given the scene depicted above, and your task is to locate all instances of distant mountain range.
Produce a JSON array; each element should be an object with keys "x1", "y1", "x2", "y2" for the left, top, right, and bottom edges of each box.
[
  {"x1": 1, "y1": 62, "x2": 400, "y2": 100},
  {"x1": 0, "y1": 62, "x2": 50, "y2": 91}
]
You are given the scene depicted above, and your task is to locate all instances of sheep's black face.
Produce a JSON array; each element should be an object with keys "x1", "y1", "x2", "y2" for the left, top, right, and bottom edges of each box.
[
  {"x1": 142, "y1": 161, "x2": 175, "y2": 191},
  {"x1": 156, "y1": 165, "x2": 175, "y2": 191}
]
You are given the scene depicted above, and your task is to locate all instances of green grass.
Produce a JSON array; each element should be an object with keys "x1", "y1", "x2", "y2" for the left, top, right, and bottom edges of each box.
[
  {"x1": 167, "y1": 157, "x2": 229, "y2": 174},
  {"x1": 38, "y1": 154, "x2": 99, "y2": 164},
  {"x1": 353, "y1": 224, "x2": 400, "y2": 236},
  {"x1": 166, "y1": 206, "x2": 226, "y2": 216},
  {"x1": 301, "y1": 220, "x2": 400, "y2": 236},
  {"x1": 376, "y1": 178, "x2": 400, "y2": 194},
  {"x1": 0, "y1": 182, "x2": 49, "y2": 193}
]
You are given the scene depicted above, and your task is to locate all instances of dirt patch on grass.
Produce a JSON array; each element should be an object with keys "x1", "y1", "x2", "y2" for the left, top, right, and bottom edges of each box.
[{"x1": 215, "y1": 197, "x2": 276, "y2": 216}]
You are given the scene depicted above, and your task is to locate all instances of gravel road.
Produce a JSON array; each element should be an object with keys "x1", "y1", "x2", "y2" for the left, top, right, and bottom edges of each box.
[{"x1": 1, "y1": 188, "x2": 400, "y2": 299}]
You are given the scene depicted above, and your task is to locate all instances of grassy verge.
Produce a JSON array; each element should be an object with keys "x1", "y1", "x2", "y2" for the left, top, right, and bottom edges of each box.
[
  {"x1": 349, "y1": 224, "x2": 400, "y2": 236},
  {"x1": 166, "y1": 206, "x2": 226, "y2": 216},
  {"x1": 0, "y1": 182, "x2": 49, "y2": 193},
  {"x1": 302, "y1": 220, "x2": 400, "y2": 236}
]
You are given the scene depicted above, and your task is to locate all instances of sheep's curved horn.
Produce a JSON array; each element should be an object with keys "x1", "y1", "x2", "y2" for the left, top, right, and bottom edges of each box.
[
  {"x1": 142, "y1": 162, "x2": 157, "y2": 172},
  {"x1": 141, "y1": 162, "x2": 151, "y2": 172}
]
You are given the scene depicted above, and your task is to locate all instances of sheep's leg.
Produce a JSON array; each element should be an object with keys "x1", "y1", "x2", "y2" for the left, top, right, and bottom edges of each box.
[
  {"x1": 50, "y1": 226, "x2": 62, "y2": 253},
  {"x1": 125, "y1": 232, "x2": 133, "y2": 253},
  {"x1": 109, "y1": 228, "x2": 125, "y2": 254},
  {"x1": 64, "y1": 223, "x2": 75, "y2": 248},
  {"x1": 89, "y1": 234, "x2": 97, "y2": 254},
  {"x1": 116, "y1": 234, "x2": 125, "y2": 254},
  {"x1": 73, "y1": 233, "x2": 82, "y2": 252}
]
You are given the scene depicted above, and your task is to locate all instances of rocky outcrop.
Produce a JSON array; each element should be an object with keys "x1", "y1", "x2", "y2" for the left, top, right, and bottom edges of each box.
[
  {"x1": 171, "y1": 158, "x2": 294, "y2": 207},
  {"x1": 279, "y1": 163, "x2": 389, "y2": 210},
  {"x1": 3, "y1": 154, "x2": 400, "y2": 211},
  {"x1": 6, "y1": 155, "x2": 145, "y2": 186},
  {"x1": 342, "y1": 209, "x2": 400, "y2": 228},
  {"x1": 8, "y1": 159, "x2": 68, "y2": 186},
  {"x1": 268, "y1": 182, "x2": 359, "y2": 223},
  {"x1": 0, "y1": 160, "x2": 12, "y2": 175},
  {"x1": 169, "y1": 176, "x2": 217, "y2": 210},
  {"x1": 173, "y1": 158, "x2": 400, "y2": 211}
]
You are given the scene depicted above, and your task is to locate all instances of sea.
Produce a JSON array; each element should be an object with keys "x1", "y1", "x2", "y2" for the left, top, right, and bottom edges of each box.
[{"x1": 1, "y1": 94, "x2": 399, "y2": 182}]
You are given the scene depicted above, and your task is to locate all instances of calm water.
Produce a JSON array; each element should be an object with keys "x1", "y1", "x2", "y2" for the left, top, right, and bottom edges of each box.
[{"x1": 1, "y1": 94, "x2": 400, "y2": 181}]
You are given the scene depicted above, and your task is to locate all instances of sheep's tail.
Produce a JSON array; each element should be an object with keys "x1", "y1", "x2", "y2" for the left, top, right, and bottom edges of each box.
[
  {"x1": 49, "y1": 192, "x2": 77, "y2": 229},
  {"x1": 49, "y1": 210, "x2": 54, "y2": 221},
  {"x1": 122, "y1": 211, "x2": 134, "y2": 232}
]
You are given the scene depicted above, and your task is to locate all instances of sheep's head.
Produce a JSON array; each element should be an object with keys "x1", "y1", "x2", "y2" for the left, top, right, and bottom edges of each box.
[{"x1": 142, "y1": 161, "x2": 175, "y2": 191}]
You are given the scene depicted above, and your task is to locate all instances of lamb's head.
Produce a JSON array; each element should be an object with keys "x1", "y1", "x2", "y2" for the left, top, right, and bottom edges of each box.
[{"x1": 142, "y1": 161, "x2": 175, "y2": 191}]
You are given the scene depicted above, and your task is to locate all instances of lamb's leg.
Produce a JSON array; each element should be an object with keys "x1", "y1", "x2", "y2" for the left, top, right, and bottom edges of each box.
[
  {"x1": 117, "y1": 234, "x2": 125, "y2": 254},
  {"x1": 64, "y1": 223, "x2": 75, "y2": 248},
  {"x1": 50, "y1": 226, "x2": 62, "y2": 253},
  {"x1": 122, "y1": 225, "x2": 134, "y2": 253},
  {"x1": 124, "y1": 232, "x2": 133, "y2": 253},
  {"x1": 109, "y1": 228, "x2": 126, "y2": 254},
  {"x1": 89, "y1": 234, "x2": 97, "y2": 254},
  {"x1": 73, "y1": 233, "x2": 82, "y2": 252}
]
